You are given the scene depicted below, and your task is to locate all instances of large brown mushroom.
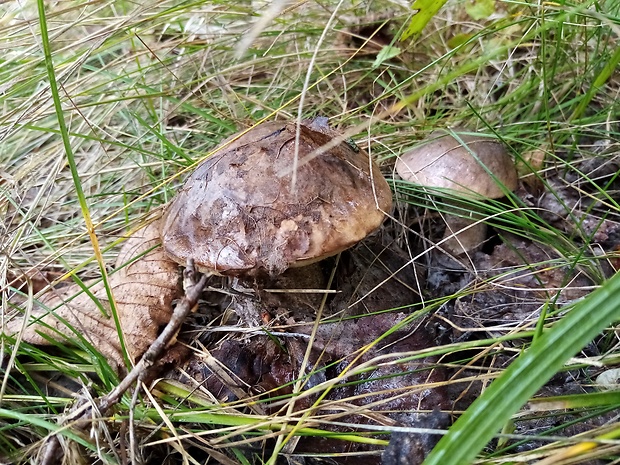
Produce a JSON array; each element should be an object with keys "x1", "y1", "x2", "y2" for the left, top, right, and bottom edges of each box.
[
  {"x1": 160, "y1": 119, "x2": 393, "y2": 278},
  {"x1": 396, "y1": 130, "x2": 518, "y2": 256}
]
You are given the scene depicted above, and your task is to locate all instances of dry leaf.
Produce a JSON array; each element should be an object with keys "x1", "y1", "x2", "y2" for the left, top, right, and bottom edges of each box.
[{"x1": 4, "y1": 219, "x2": 182, "y2": 372}]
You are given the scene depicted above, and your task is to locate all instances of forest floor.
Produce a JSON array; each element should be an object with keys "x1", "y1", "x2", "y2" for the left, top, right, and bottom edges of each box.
[{"x1": 1, "y1": 1, "x2": 620, "y2": 464}]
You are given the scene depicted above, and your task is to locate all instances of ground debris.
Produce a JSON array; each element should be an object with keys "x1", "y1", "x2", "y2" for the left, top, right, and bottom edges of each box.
[
  {"x1": 446, "y1": 233, "x2": 595, "y2": 336},
  {"x1": 173, "y1": 236, "x2": 446, "y2": 463}
]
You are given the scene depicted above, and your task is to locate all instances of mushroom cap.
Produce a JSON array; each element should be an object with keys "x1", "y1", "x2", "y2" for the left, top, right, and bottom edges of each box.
[
  {"x1": 395, "y1": 130, "x2": 518, "y2": 198},
  {"x1": 161, "y1": 120, "x2": 393, "y2": 277}
]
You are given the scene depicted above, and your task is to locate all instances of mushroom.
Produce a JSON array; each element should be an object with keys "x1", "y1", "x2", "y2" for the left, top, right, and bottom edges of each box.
[
  {"x1": 160, "y1": 119, "x2": 393, "y2": 278},
  {"x1": 396, "y1": 130, "x2": 518, "y2": 256}
]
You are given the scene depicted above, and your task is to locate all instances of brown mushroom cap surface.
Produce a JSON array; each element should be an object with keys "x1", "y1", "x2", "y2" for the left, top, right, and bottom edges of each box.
[
  {"x1": 161, "y1": 120, "x2": 393, "y2": 277},
  {"x1": 395, "y1": 131, "x2": 518, "y2": 197}
]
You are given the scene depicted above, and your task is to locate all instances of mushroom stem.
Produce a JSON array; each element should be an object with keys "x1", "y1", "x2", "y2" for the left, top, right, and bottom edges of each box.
[{"x1": 440, "y1": 201, "x2": 488, "y2": 256}]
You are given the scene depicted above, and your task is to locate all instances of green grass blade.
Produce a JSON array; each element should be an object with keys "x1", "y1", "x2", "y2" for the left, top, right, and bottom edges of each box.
[
  {"x1": 401, "y1": 0, "x2": 449, "y2": 40},
  {"x1": 0, "y1": 408, "x2": 92, "y2": 449},
  {"x1": 528, "y1": 391, "x2": 620, "y2": 410},
  {"x1": 423, "y1": 271, "x2": 620, "y2": 465},
  {"x1": 570, "y1": 42, "x2": 620, "y2": 121},
  {"x1": 35, "y1": 0, "x2": 130, "y2": 368}
]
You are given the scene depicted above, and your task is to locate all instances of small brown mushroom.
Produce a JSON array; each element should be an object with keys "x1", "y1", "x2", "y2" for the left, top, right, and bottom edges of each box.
[
  {"x1": 160, "y1": 119, "x2": 393, "y2": 277},
  {"x1": 396, "y1": 130, "x2": 518, "y2": 256}
]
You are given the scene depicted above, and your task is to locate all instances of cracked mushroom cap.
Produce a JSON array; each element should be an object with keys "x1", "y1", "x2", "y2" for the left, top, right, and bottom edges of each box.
[
  {"x1": 395, "y1": 130, "x2": 518, "y2": 198},
  {"x1": 161, "y1": 120, "x2": 393, "y2": 277}
]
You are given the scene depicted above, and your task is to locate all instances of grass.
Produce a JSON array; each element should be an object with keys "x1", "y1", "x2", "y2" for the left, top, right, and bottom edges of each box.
[{"x1": 1, "y1": 0, "x2": 620, "y2": 464}]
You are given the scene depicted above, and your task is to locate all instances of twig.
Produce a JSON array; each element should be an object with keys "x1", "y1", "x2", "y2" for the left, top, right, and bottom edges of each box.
[
  {"x1": 98, "y1": 260, "x2": 207, "y2": 412},
  {"x1": 40, "y1": 260, "x2": 207, "y2": 465}
]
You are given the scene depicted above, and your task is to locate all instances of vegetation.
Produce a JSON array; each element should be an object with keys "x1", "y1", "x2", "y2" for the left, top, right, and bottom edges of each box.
[{"x1": 1, "y1": 0, "x2": 619, "y2": 463}]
